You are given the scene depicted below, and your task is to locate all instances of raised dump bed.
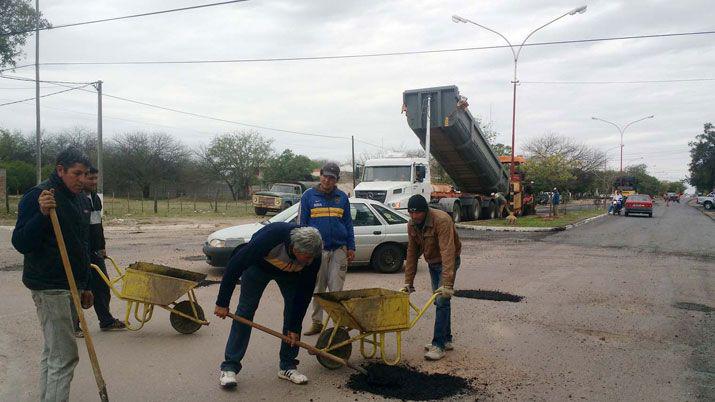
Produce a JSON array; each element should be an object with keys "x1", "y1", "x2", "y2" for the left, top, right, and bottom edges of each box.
[{"x1": 403, "y1": 85, "x2": 508, "y2": 194}]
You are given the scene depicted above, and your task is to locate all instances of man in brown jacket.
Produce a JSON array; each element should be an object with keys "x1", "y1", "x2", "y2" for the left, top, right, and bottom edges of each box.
[{"x1": 400, "y1": 194, "x2": 461, "y2": 361}]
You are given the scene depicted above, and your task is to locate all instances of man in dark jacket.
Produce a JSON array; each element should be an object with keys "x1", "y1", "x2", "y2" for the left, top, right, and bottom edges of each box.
[
  {"x1": 214, "y1": 223, "x2": 322, "y2": 390},
  {"x1": 11, "y1": 147, "x2": 94, "y2": 402},
  {"x1": 75, "y1": 166, "x2": 125, "y2": 334}
]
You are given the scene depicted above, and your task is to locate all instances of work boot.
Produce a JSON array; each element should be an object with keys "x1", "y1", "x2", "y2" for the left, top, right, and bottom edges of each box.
[
  {"x1": 424, "y1": 345, "x2": 446, "y2": 361},
  {"x1": 424, "y1": 341, "x2": 453, "y2": 351},
  {"x1": 303, "y1": 322, "x2": 323, "y2": 336},
  {"x1": 278, "y1": 369, "x2": 308, "y2": 384},
  {"x1": 100, "y1": 319, "x2": 127, "y2": 331},
  {"x1": 219, "y1": 370, "x2": 237, "y2": 389}
]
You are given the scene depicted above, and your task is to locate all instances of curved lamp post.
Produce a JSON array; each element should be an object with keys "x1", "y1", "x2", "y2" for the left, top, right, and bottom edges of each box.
[
  {"x1": 591, "y1": 115, "x2": 654, "y2": 172},
  {"x1": 452, "y1": 5, "x2": 587, "y2": 181}
]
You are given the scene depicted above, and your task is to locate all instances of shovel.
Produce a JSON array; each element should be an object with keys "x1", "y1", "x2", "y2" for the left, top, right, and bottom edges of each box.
[
  {"x1": 50, "y1": 208, "x2": 109, "y2": 401},
  {"x1": 226, "y1": 312, "x2": 368, "y2": 375}
]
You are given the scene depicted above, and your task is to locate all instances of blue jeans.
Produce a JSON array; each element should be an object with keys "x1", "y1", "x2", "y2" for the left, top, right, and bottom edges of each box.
[
  {"x1": 428, "y1": 257, "x2": 460, "y2": 349},
  {"x1": 221, "y1": 265, "x2": 301, "y2": 373}
]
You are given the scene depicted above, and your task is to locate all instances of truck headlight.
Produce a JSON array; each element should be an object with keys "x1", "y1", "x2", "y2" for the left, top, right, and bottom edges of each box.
[
  {"x1": 274, "y1": 198, "x2": 282, "y2": 206},
  {"x1": 390, "y1": 201, "x2": 401, "y2": 209},
  {"x1": 209, "y1": 239, "x2": 225, "y2": 248},
  {"x1": 252, "y1": 196, "x2": 259, "y2": 203}
]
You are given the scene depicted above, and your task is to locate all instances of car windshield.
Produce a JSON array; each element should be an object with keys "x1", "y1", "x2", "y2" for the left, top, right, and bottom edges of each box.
[
  {"x1": 265, "y1": 203, "x2": 300, "y2": 224},
  {"x1": 270, "y1": 184, "x2": 297, "y2": 194},
  {"x1": 372, "y1": 203, "x2": 408, "y2": 224},
  {"x1": 362, "y1": 166, "x2": 411, "y2": 182}
]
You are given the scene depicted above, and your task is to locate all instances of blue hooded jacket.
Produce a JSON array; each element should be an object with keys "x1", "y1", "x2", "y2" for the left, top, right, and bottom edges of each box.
[{"x1": 300, "y1": 186, "x2": 355, "y2": 251}]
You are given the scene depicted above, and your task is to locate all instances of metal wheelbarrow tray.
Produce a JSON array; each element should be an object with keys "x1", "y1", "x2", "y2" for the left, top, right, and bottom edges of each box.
[
  {"x1": 314, "y1": 288, "x2": 438, "y2": 367},
  {"x1": 92, "y1": 258, "x2": 210, "y2": 334}
]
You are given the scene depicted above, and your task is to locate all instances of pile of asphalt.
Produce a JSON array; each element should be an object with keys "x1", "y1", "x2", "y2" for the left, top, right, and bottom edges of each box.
[
  {"x1": 346, "y1": 362, "x2": 475, "y2": 400},
  {"x1": 454, "y1": 289, "x2": 524, "y2": 302},
  {"x1": 195, "y1": 279, "x2": 222, "y2": 288}
]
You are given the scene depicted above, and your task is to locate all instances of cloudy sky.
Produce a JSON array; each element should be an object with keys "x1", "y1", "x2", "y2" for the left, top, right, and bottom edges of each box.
[{"x1": 1, "y1": 0, "x2": 713, "y2": 185}]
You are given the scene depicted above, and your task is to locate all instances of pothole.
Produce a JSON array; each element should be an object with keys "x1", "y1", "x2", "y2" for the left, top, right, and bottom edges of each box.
[
  {"x1": 182, "y1": 255, "x2": 206, "y2": 261},
  {"x1": 454, "y1": 289, "x2": 524, "y2": 302},
  {"x1": 673, "y1": 302, "x2": 713, "y2": 313},
  {"x1": 346, "y1": 362, "x2": 479, "y2": 400}
]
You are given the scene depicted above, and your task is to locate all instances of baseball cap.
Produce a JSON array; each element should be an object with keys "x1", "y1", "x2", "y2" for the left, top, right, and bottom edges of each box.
[{"x1": 321, "y1": 162, "x2": 340, "y2": 179}]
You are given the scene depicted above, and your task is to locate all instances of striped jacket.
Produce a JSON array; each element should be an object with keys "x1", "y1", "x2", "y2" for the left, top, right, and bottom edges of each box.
[{"x1": 300, "y1": 186, "x2": 355, "y2": 251}]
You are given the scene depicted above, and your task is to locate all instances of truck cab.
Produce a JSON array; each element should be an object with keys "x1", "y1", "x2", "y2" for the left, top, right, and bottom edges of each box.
[
  {"x1": 354, "y1": 157, "x2": 430, "y2": 211},
  {"x1": 252, "y1": 182, "x2": 315, "y2": 215}
]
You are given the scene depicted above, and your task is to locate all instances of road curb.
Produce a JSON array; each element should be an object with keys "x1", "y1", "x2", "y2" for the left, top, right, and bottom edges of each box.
[
  {"x1": 456, "y1": 212, "x2": 607, "y2": 232},
  {"x1": 689, "y1": 202, "x2": 715, "y2": 221}
]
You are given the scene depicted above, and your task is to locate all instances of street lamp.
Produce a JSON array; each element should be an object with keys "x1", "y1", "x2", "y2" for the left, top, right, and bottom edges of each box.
[
  {"x1": 452, "y1": 5, "x2": 587, "y2": 181},
  {"x1": 591, "y1": 115, "x2": 654, "y2": 172}
]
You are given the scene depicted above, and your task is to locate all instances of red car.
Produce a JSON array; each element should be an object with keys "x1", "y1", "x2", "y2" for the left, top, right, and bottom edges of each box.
[{"x1": 624, "y1": 194, "x2": 653, "y2": 217}]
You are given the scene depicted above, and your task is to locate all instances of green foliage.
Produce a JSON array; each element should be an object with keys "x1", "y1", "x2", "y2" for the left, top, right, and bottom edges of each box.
[
  {"x1": 263, "y1": 149, "x2": 314, "y2": 184},
  {"x1": 200, "y1": 131, "x2": 274, "y2": 200},
  {"x1": 490, "y1": 143, "x2": 512, "y2": 157},
  {"x1": 622, "y1": 164, "x2": 660, "y2": 195},
  {"x1": 523, "y1": 154, "x2": 576, "y2": 193},
  {"x1": 0, "y1": 0, "x2": 51, "y2": 68},
  {"x1": 658, "y1": 180, "x2": 687, "y2": 194},
  {"x1": 0, "y1": 128, "x2": 34, "y2": 163},
  {"x1": 688, "y1": 123, "x2": 715, "y2": 194},
  {"x1": 0, "y1": 160, "x2": 34, "y2": 194}
]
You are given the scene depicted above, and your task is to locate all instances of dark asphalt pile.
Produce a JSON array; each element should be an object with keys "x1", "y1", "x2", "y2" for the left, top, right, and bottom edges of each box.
[
  {"x1": 454, "y1": 289, "x2": 524, "y2": 302},
  {"x1": 346, "y1": 362, "x2": 475, "y2": 400},
  {"x1": 195, "y1": 279, "x2": 222, "y2": 288}
]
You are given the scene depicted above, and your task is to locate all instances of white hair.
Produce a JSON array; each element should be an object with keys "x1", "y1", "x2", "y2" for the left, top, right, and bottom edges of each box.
[{"x1": 290, "y1": 227, "x2": 323, "y2": 257}]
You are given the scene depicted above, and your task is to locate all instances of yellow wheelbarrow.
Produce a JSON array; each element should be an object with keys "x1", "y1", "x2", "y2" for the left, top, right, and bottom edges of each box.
[
  {"x1": 313, "y1": 288, "x2": 439, "y2": 368},
  {"x1": 91, "y1": 258, "x2": 209, "y2": 334}
]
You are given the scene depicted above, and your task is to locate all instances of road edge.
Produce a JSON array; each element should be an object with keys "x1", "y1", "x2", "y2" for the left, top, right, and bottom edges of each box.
[
  {"x1": 689, "y1": 201, "x2": 715, "y2": 221},
  {"x1": 455, "y1": 212, "x2": 607, "y2": 232}
]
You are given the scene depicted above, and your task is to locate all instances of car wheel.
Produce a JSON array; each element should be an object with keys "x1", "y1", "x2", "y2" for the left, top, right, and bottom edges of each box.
[
  {"x1": 625, "y1": 211, "x2": 629, "y2": 216},
  {"x1": 705, "y1": 202, "x2": 713, "y2": 210},
  {"x1": 254, "y1": 207, "x2": 267, "y2": 216},
  {"x1": 370, "y1": 244, "x2": 405, "y2": 274},
  {"x1": 648, "y1": 213, "x2": 653, "y2": 217}
]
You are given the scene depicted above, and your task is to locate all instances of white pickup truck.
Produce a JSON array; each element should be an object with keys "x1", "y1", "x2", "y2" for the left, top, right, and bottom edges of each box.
[{"x1": 696, "y1": 192, "x2": 714, "y2": 210}]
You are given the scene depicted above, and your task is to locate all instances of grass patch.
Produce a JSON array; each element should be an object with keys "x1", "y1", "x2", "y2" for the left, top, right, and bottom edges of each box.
[{"x1": 463, "y1": 208, "x2": 606, "y2": 228}]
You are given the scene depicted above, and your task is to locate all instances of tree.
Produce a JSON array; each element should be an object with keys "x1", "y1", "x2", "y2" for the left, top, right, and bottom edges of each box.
[
  {"x1": 109, "y1": 132, "x2": 188, "y2": 206},
  {"x1": 263, "y1": 149, "x2": 314, "y2": 184},
  {"x1": 523, "y1": 154, "x2": 576, "y2": 193},
  {"x1": 688, "y1": 123, "x2": 715, "y2": 194},
  {"x1": 623, "y1": 164, "x2": 661, "y2": 196},
  {"x1": 0, "y1": 127, "x2": 33, "y2": 163},
  {"x1": 0, "y1": 159, "x2": 34, "y2": 194},
  {"x1": 659, "y1": 180, "x2": 687, "y2": 194},
  {"x1": 490, "y1": 143, "x2": 512, "y2": 157},
  {"x1": 200, "y1": 131, "x2": 274, "y2": 200},
  {"x1": 1, "y1": 0, "x2": 51, "y2": 68}
]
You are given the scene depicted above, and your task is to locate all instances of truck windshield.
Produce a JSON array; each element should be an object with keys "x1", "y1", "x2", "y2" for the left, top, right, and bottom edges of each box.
[
  {"x1": 362, "y1": 166, "x2": 411, "y2": 182},
  {"x1": 270, "y1": 184, "x2": 297, "y2": 193}
]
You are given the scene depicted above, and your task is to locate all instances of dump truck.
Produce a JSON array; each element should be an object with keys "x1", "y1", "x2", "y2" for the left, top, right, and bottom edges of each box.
[{"x1": 354, "y1": 85, "x2": 531, "y2": 221}]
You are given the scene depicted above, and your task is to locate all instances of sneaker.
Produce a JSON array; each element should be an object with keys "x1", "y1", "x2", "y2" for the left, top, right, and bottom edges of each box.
[
  {"x1": 219, "y1": 370, "x2": 237, "y2": 389},
  {"x1": 278, "y1": 369, "x2": 308, "y2": 384},
  {"x1": 303, "y1": 322, "x2": 323, "y2": 336},
  {"x1": 100, "y1": 319, "x2": 127, "y2": 331},
  {"x1": 424, "y1": 345, "x2": 446, "y2": 361},
  {"x1": 74, "y1": 329, "x2": 84, "y2": 338},
  {"x1": 424, "y1": 341, "x2": 453, "y2": 351}
]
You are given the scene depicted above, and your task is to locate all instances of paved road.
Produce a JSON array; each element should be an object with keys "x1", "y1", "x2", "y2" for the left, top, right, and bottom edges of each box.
[{"x1": 0, "y1": 202, "x2": 712, "y2": 401}]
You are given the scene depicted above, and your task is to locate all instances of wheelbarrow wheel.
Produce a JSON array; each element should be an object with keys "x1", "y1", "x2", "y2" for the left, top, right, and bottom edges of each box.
[
  {"x1": 170, "y1": 300, "x2": 205, "y2": 334},
  {"x1": 315, "y1": 327, "x2": 352, "y2": 370}
]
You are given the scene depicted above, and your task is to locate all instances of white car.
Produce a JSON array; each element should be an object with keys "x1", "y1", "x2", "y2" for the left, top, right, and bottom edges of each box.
[
  {"x1": 202, "y1": 198, "x2": 409, "y2": 273},
  {"x1": 697, "y1": 192, "x2": 714, "y2": 210}
]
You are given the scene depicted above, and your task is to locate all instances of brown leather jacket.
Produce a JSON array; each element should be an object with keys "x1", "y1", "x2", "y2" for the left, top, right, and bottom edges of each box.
[{"x1": 404, "y1": 208, "x2": 461, "y2": 287}]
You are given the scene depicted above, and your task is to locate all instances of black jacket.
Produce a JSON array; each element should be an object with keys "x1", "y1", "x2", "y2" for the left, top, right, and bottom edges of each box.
[
  {"x1": 12, "y1": 172, "x2": 91, "y2": 290},
  {"x1": 81, "y1": 191, "x2": 106, "y2": 252}
]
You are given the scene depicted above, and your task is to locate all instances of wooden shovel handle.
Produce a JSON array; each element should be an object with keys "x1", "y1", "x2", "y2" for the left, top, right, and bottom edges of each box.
[
  {"x1": 50, "y1": 209, "x2": 109, "y2": 401},
  {"x1": 226, "y1": 312, "x2": 367, "y2": 375}
]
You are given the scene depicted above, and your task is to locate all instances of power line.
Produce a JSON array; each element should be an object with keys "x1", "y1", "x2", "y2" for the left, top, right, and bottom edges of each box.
[
  {"x1": 0, "y1": 83, "x2": 93, "y2": 107},
  {"x1": 0, "y1": 73, "x2": 94, "y2": 85},
  {"x1": 3, "y1": 30, "x2": 715, "y2": 68},
  {"x1": 523, "y1": 78, "x2": 715, "y2": 84},
  {"x1": 0, "y1": 0, "x2": 249, "y2": 37}
]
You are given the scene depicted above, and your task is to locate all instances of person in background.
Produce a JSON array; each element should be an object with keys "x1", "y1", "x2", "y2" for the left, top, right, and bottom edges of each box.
[{"x1": 551, "y1": 188, "x2": 561, "y2": 216}]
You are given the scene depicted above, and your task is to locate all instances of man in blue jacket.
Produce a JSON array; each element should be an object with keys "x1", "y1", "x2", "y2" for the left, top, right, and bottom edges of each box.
[
  {"x1": 12, "y1": 147, "x2": 94, "y2": 402},
  {"x1": 299, "y1": 162, "x2": 355, "y2": 336},
  {"x1": 214, "y1": 223, "x2": 322, "y2": 389}
]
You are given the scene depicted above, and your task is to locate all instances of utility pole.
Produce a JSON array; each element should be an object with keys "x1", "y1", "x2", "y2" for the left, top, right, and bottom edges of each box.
[
  {"x1": 351, "y1": 135, "x2": 356, "y2": 189},
  {"x1": 34, "y1": 0, "x2": 41, "y2": 184},
  {"x1": 95, "y1": 80, "x2": 103, "y2": 194}
]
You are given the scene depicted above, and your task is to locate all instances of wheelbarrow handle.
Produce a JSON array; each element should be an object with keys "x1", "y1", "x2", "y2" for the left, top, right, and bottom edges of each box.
[{"x1": 226, "y1": 312, "x2": 367, "y2": 375}]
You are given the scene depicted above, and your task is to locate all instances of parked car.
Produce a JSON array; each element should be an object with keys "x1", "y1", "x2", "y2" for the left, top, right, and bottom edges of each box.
[
  {"x1": 666, "y1": 192, "x2": 680, "y2": 203},
  {"x1": 696, "y1": 192, "x2": 714, "y2": 210},
  {"x1": 252, "y1": 181, "x2": 316, "y2": 216},
  {"x1": 203, "y1": 198, "x2": 409, "y2": 273},
  {"x1": 624, "y1": 194, "x2": 653, "y2": 217}
]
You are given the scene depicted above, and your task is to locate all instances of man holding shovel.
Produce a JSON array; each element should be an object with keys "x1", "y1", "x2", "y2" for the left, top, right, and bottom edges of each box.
[
  {"x1": 214, "y1": 222, "x2": 323, "y2": 389},
  {"x1": 12, "y1": 147, "x2": 94, "y2": 401}
]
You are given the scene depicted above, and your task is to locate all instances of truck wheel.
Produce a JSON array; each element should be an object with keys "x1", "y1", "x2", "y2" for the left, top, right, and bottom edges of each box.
[
  {"x1": 487, "y1": 202, "x2": 496, "y2": 219},
  {"x1": 451, "y1": 203, "x2": 462, "y2": 222},
  {"x1": 254, "y1": 207, "x2": 267, "y2": 216},
  {"x1": 705, "y1": 201, "x2": 713, "y2": 210},
  {"x1": 370, "y1": 244, "x2": 405, "y2": 273},
  {"x1": 466, "y1": 200, "x2": 480, "y2": 221}
]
